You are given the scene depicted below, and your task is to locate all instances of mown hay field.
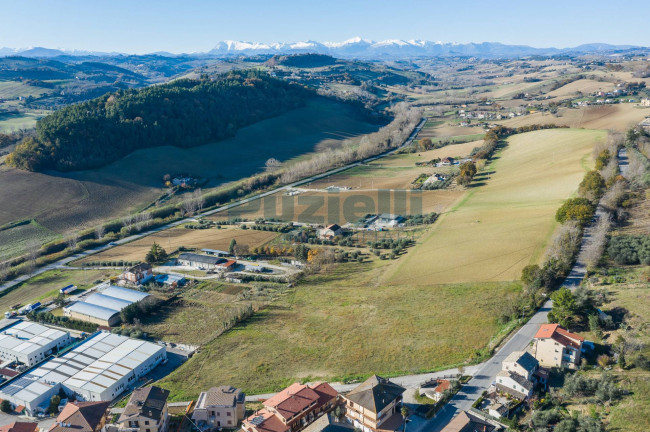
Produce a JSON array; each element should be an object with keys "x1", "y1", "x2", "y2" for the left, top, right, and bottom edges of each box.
[
  {"x1": 158, "y1": 260, "x2": 521, "y2": 398},
  {"x1": 385, "y1": 128, "x2": 605, "y2": 285},
  {"x1": 496, "y1": 104, "x2": 650, "y2": 131},
  {"x1": 75, "y1": 227, "x2": 279, "y2": 265}
]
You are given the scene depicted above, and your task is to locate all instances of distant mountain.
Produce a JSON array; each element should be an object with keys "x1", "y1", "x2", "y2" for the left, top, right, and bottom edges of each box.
[
  {"x1": 1, "y1": 39, "x2": 645, "y2": 60},
  {"x1": 206, "y1": 38, "x2": 644, "y2": 58}
]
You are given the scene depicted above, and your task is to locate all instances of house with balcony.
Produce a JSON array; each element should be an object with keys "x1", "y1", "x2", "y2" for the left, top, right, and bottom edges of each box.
[
  {"x1": 532, "y1": 324, "x2": 584, "y2": 369},
  {"x1": 123, "y1": 264, "x2": 153, "y2": 285},
  {"x1": 342, "y1": 375, "x2": 405, "y2": 432},
  {"x1": 49, "y1": 401, "x2": 110, "y2": 432},
  {"x1": 115, "y1": 386, "x2": 170, "y2": 432},
  {"x1": 242, "y1": 382, "x2": 338, "y2": 432},
  {"x1": 193, "y1": 386, "x2": 245, "y2": 428}
]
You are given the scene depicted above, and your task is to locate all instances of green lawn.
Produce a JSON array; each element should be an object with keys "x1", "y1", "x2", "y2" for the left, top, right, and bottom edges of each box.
[
  {"x1": 0, "y1": 268, "x2": 119, "y2": 312},
  {"x1": 157, "y1": 260, "x2": 521, "y2": 399}
]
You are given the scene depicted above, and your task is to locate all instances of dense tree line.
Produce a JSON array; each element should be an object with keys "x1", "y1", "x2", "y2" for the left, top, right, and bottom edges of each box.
[
  {"x1": 8, "y1": 70, "x2": 312, "y2": 171},
  {"x1": 606, "y1": 235, "x2": 650, "y2": 265}
]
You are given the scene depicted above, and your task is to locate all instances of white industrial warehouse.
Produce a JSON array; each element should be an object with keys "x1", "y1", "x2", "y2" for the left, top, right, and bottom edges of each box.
[
  {"x1": 0, "y1": 320, "x2": 72, "y2": 366},
  {"x1": 0, "y1": 331, "x2": 166, "y2": 415},
  {"x1": 64, "y1": 286, "x2": 151, "y2": 326}
]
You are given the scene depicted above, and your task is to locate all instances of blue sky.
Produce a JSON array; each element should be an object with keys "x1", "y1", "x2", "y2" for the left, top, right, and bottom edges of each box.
[{"x1": 1, "y1": 0, "x2": 648, "y2": 53}]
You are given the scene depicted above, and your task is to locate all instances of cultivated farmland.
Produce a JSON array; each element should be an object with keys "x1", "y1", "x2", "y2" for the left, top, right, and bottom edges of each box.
[
  {"x1": 0, "y1": 97, "x2": 381, "y2": 259},
  {"x1": 385, "y1": 128, "x2": 605, "y2": 285},
  {"x1": 74, "y1": 227, "x2": 279, "y2": 265}
]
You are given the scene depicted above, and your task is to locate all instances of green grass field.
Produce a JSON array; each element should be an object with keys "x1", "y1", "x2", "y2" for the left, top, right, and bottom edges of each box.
[
  {"x1": 386, "y1": 128, "x2": 604, "y2": 285},
  {"x1": 0, "y1": 268, "x2": 118, "y2": 313},
  {"x1": 158, "y1": 260, "x2": 521, "y2": 399},
  {"x1": 0, "y1": 220, "x2": 60, "y2": 262},
  {"x1": 0, "y1": 112, "x2": 43, "y2": 132}
]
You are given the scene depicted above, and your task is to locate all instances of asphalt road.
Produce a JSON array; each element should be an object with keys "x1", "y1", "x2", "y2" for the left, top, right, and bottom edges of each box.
[{"x1": 0, "y1": 119, "x2": 426, "y2": 295}]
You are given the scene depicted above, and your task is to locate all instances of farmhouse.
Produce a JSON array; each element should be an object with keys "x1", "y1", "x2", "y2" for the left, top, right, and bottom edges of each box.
[
  {"x1": 192, "y1": 386, "x2": 245, "y2": 428},
  {"x1": 0, "y1": 320, "x2": 72, "y2": 367},
  {"x1": 495, "y1": 370, "x2": 534, "y2": 400},
  {"x1": 122, "y1": 263, "x2": 153, "y2": 285},
  {"x1": 114, "y1": 386, "x2": 170, "y2": 432},
  {"x1": 502, "y1": 351, "x2": 538, "y2": 381},
  {"x1": 64, "y1": 286, "x2": 151, "y2": 327},
  {"x1": 532, "y1": 324, "x2": 584, "y2": 369},
  {"x1": 343, "y1": 375, "x2": 405, "y2": 432},
  {"x1": 319, "y1": 224, "x2": 343, "y2": 239},
  {"x1": 0, "y1": 332, "x2": 166, "y2": 415},
  {"x1": 177, "y1": 253, "x2": 236, "y2": 272},
  {"x1": 242, "y1": 382, "x2": 338, "y2": 432},
  {"x1": 49, "y1": 401, "x2": 111, "y2": 432}
]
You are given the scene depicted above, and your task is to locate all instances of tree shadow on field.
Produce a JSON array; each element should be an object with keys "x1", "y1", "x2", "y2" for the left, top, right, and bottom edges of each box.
[{"x1": 468, "y1": 181, "x2": 487, "y2": 188}]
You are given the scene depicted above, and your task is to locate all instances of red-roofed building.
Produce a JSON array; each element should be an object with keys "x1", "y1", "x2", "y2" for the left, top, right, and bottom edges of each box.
[
  {"x1": 0, "y1": 422, "x2": 38, "y2": 432},
  {"x1": 533, "y1": 324, "x2": 584, "y2": 369},
  {"x1": 242, "y1": 383, "x2": 338, "y2": 432}
]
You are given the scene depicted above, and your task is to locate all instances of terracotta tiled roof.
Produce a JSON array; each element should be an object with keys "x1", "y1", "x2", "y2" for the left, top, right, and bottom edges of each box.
[
  {"x1": 244, "y1": 409, "x2": 289, "y2": 432},
  {"x1": 264, "y1": 383, "x2": 320, "y2": 421},
  {"x1": 0, "y1": 423, "x2": 38, "y2": 432},
  {"x1": 49, "y1": 401, "x2": 110, "y2": 432},
  {"x1": 534, "y1": 324, "x2": 583, "y2": 349},
  {"x1": 433, "y1": 379, "x2": 451, "y2": 394}
]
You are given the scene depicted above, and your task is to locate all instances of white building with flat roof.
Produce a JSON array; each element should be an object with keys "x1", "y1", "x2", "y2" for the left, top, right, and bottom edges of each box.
[
  {"x1": 0, "y1": 320, "x2": 72, "y2": 366},
  {"x1": 0, "y1": 331, "x2": 167, "y2": 415}
]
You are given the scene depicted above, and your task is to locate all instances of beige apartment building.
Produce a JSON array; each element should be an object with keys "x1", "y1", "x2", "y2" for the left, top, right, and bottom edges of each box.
[
  {"x1": 533, "y1": 324, "x2": 584, "y2": 369},
  {"x1": 343, "y1": 375, "x2": 405, "y2": 432},
  {"x1": 192, "y1": 386, "x2": 245, "y2": 428},
  {"x1": 116, "y1": 386, "x2": 170, "y2": 432}
]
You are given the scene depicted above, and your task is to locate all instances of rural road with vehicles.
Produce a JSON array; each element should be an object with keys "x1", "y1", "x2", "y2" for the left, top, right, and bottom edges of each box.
[{"x1": 0, "y1": 118, "x2": 426, "y2": 295}]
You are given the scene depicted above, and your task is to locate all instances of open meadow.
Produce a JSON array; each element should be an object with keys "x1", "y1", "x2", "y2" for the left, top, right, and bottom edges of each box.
[
  {"x1": 385, "y1": 128, "x2": 604, "y2": 285},
  {"x1": 158, "y1": 261, "x2": 521, "y2": 398},
  {"x1": 0, "y1": 268, "x2": 118, "y2": 313},
  {"x1": 74, "y1": 226, "x2": 279, "y2": 265}
]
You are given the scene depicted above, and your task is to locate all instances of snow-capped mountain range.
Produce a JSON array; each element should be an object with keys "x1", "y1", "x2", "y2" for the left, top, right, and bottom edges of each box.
[{"x1": 0, "y1": 38, "x2": 643, "y2": 59}]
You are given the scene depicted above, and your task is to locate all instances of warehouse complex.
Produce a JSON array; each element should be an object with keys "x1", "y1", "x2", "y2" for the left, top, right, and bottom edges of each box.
[
  {"x1": 0, "y1": 331, "x2": 167, "y2": 415},
  {"x1": 0, "y1": 320, "x2": 72, "y2": 367},
  {"x1": 64, "y1": 286, "x2": 151, "y2": 327}
]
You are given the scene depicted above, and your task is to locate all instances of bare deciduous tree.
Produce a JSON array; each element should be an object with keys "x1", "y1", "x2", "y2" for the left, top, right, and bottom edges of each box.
[
  {"x1": 95, "y1": 225, "x2": 105, "y2": 240},
  {"x1": 25, "y1": 239, "x2": 40, "y2": 275},
  {"x1": 265, "y1": 158, "x2": 281, "y2": 172},
  {"x1": 583, "y1": 214, "x2": 612, "y2": 269},
  {"x1": 0, "y1": 260, "x2": 9, "y2": 282},
  {"x1": 122, "y1": 215, "x2": 135, "y2": 231},
  {"x1": 135, "y1": 212, "x2": 152, "y2": 231},
  {"x1": 65, "y1": 232, "x2": 78, "y2": 251}
]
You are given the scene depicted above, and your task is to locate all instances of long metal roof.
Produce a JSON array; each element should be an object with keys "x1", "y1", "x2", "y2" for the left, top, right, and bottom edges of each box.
[
  {"x1": 101, "y1": 286, "x2": 150, "y2": 303},
  {"x1": 84, "y1": 293, "x2": 132, "y2": 311},
  {"x1": 64, "y1": 302, "x2": 120, "y2": 321}
]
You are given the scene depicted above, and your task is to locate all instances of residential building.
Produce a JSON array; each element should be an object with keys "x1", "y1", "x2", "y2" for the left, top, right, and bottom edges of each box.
[
  {"x1": 0, "y1": 332, "x2": 166, "y2": 415},
  {"x1": 419, "y1": 379, "x2": 451, "y2": 402},
  {"x1": 193, "y1": 386, "x2": 245, "y2": 428},
  {"x1": 242, "y1": 382, "x2": 338, "y2": 432},
  {"x1": 319, "y1": 224, "x2": 343, "y2": 239},
  {"x1": 116, "y1": 386, "x2": 170, "y2": 432},
  {"x1": 533, "y1": 324, "x2": 584, "y2": 369},
  {"x1": 502, "y1": 351, "x2": 538, "y2": 381},
  {"x1": 0, "y1": 423, "x2": 38, "y2": 432},
  {"x1": 495, "y1": 370, "x2": 534, "y2": 400},
  {"x1": 343, "y1": 375, "x2": 405, "y2": 432},
  {"x1": 0, "y1": 320, "x2": 72, "y2": 366},
  {"x1": 440, "y1": 411, "x2": 504, "y2": 432},
  {"x1": 123, "y1": 264, "x2": 153, "y2": 285},
  {"x1": 49, "y1": 401, "x2": 110, "y2": 432}
]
